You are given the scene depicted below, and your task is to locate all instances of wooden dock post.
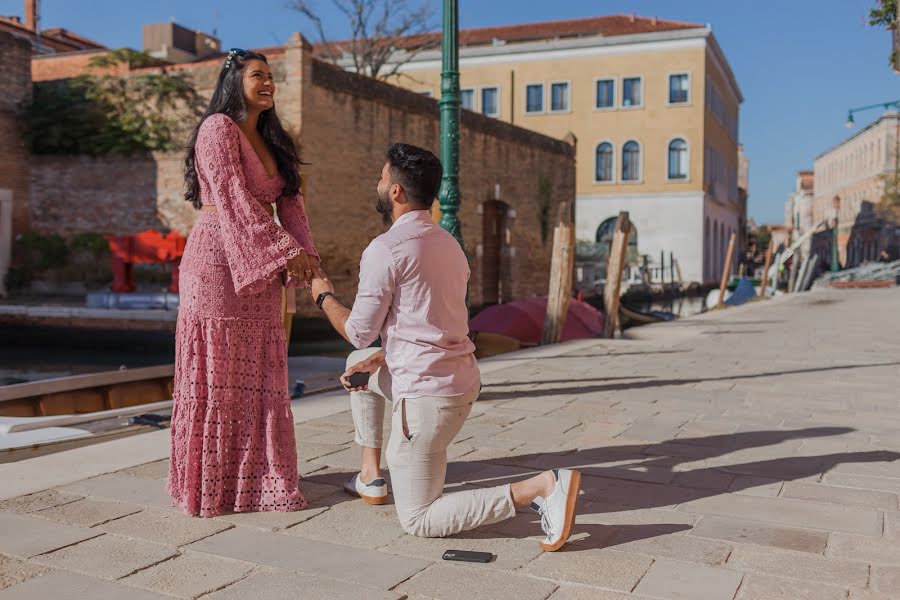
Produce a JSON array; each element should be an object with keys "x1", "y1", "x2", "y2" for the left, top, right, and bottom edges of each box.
[
  {"x1": 717, "y1": 232, "x2": 737, "y2": 306},
  {"x1": 674, "y1": 258, "x2": 684, "y2": 286},
  {"x1": 787, "y1": 251, "x2": 800, "y2": 292},
  {"x1": 602, "y1": 211, "x2": 631, "y2": 338},
  {"x1": 541, "y1": 203, "x2": 575, "y2": 345},
  {"x1": 758, "y1": 239, "x2": 774, "y2": 297}
]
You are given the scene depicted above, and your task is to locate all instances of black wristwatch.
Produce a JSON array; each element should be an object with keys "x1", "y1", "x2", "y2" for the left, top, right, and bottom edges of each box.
[{"x1": 315, "y1": 291, "x2": 334, "y2": 310}]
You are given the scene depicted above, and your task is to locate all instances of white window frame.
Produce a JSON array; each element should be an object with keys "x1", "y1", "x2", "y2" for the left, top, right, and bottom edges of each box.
[
  {"x1": 524, "y1": 82, "x2": 545, "y2": 115},
  {"x1": 549, "y1": 80, "x2": 571, "y2": 113},
  {"x1": 593, "y1": 77, "x2": 617, "y2": 111},
  {"x1": 593, "y1": 139, "x2": 616, "y2": 185},
  {"x1": 621, "y1": 139, "x2": 643, "y2": 184},
  {"x1": 460, "y1": 88, "x2": 476, "y2": 112},
  {"x1": 480, "y1": 85, "x2": 501, "y2": 118},
  {"x1": 667, "y1": 72, "x2": 691, "y2": 106},
  {"x1": 666, "y1": 136, "x2": 691, "y2": 183},
  {"x1": 621, "y1": 75, "x2": 644, "y2": 110}
]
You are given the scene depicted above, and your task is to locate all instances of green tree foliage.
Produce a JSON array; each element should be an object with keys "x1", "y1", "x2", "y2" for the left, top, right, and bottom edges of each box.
[
  {"x1": 869, "y1": 0, "x2": 898, "y2": 68},
  {"x1": 24, "y1": 49, "x2": 204, "y2": 155}
]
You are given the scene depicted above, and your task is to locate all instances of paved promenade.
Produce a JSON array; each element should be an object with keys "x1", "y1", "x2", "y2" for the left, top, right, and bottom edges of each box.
[{"x1": 1, "y1": 287, "x2": 898, "y2": 599}]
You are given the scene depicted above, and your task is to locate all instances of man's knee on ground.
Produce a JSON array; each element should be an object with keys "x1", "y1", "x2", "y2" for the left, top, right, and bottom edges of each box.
[{"x1": 399, "y1": 511, "x2": 441, "y2": 538}]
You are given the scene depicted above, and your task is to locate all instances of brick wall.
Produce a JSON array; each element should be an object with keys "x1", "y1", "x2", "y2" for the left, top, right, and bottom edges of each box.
[
  {"x1": 25, "y1": 35, "x2": 576, "y2": 314},
  {"x1": 0, "y1": 31, "x2": 32, "y2": 236},
  {"x1": 31, "y1": 49, "x2": 119, "y2": 82},
  {"x1": 30, "y1": 155, "x2": 162, "y2": 235},
  {"x1": 302, "y1": 58, "x2": 576, "y2": 307}
]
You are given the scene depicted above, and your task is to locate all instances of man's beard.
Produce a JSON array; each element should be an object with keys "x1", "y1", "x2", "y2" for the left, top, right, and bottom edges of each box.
[{"x1": 375, "y1": 190, "x2": 392, "y2": 225}]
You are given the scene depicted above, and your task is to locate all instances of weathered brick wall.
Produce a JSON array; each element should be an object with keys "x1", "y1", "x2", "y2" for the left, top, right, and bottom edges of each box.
[
  {"x1": 302, "y1": 59, "x2": 576, "y2": 307},
  {"x1": 31, "y1": 49, "x2": 121, "y2": 82},
  {"x1": 0, "y1": 31, "x2": 32, "y2": 235},
  {"x1": 30, "y1": 155, "x2": 161, "y2": 235}
]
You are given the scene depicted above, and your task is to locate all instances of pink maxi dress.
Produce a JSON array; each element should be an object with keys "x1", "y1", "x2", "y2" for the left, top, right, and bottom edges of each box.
[{"x1": 167, "y1": 113, "x2": 316, "y2": 517}]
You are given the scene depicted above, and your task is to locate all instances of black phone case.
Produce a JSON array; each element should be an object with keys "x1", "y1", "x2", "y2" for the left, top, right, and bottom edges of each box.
[
  {"x1": 347, "y1": 371, "x2": 371, "y2": 387},
  {"x1": 442, "y1": 550, "x2": 494, "y2": 563}
]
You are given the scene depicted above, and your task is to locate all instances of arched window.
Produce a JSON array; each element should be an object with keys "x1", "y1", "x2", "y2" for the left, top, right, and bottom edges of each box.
[
  {"x1": 596, "y1": 217, "x2": 639, "y2": 258},
  {"x1": 595, "y1": 142, "x2": 614, "y2": 182},
  {"x1": 622, "y1": 141, "x2": 640, "y2": 181},
  {"x1": 668, "y1": 138, "x2": 688, "y2": 179}
]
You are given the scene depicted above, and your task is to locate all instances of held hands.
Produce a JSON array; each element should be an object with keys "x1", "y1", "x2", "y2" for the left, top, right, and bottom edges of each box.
[
  {"x1": 286, "y1": 252, "x2": 324, "y2": 284},
  {"x1": 340, "y1": 350, "x2": 386, "y2": 392}
]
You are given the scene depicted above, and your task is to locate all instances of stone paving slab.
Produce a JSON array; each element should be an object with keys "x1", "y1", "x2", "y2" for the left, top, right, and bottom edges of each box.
[
  {"x1": 781, "y1": 480, "x2": 899, "y2": 510},
  {"x1": 0, "y1": 556, "x2": 47, "y2": 591},
  {"x1": 735, "y1": 574, "x2": 848, "y2": 600},
  {"x1": 57, "y1": 473, "x2": 176, "y2": 510},
  {"x1": 688, "y1": 516, "x2": 828, "y2": 554},
  {"x1": 0, "y1": 572, "x2": 171, "y2": 599},
  {"x1": 726, "y1": 544, "x2": 869, "y2": 588},
  {"x1": 676, "y1": 492, "x2": 883, "y2": 535},
  {"x1": 33, "y1": 534, "x2": 177, "y2": 580},
  {"x1": 523, "y1": 548, "x2": 652, "y2": 591},
  {"x1": 203, "y1": 570, "x2": 404, "y2": 600},
  {"x1": 632, "y1": 559, "x2": 743, "y2": 600},
  {"x1": 397, "y1": 563, "x2": 558, "y2": 600},
  {"x1": 31, "y1": 497, "x2": 144, "y2": 527},
  {"x1": 187, "y1": 527, "x2": 431, "y2": 589},
  {"x1": 0, "y1": 513, "x2": 101, "y2": 558},
  {"x1": 122, "y1": 551, "x2": 255, "y2": 598},
  {"x1": 0, "y1": 490, "x2": 82, "y2": 514},
  {"x1": 97, "y1": 508, "x2": 233, "y2": 547}
]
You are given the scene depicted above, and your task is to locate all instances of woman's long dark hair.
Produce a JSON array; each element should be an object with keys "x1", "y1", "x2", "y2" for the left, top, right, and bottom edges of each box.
[{"x1": 184, "y1": 50, "x2": 302, "y2": 209}]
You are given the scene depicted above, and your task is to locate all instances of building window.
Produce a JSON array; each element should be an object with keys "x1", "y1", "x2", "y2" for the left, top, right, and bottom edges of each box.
[
  {"x1": 622, "y1": 141, "x2": 641, "y2": 181},
  {"x1": 595, "y1": 79, "x2": 615, "y2": 109},
  {"x1": 669, "y1": 74, "x2": 689, "y2": 104},
  {"x1": 460, "y1": 88, "x2": 475, "y2": 111},
  {"x1": 668, "y1": 138, "x2": 688, "y2": 179},
  {"x1": 550, "y1": 82, "x2": 569, "y2": 112},
  {"x1": 481, "y1": 87, "x2": 499, "y2": 117},
  {"x1": 418, "y1": 90, "x2": 432, "y2": 98},
  {"x1": 595, "y1": 142, "x2": 614, "y2": 182},
  {"x1": 525, "y1": 84, "x2": 543, "y2": 113},
  {"x1": 622, "y1": 77, "x2": 642, "y2": 107}
]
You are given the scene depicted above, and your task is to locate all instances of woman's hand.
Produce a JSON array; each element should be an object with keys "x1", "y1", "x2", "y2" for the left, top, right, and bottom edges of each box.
[
  {"x1": 286, "y1": 251, "x2": 313, "y2": 283},
  {"x1": 308, "y1": 255, "x2": 325, "y2": 279}
]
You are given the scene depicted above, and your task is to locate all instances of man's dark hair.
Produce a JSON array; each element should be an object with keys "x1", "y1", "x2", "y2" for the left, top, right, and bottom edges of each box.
[{"x1": 386, "y1": 143, "x2": 443, "y2": 208}]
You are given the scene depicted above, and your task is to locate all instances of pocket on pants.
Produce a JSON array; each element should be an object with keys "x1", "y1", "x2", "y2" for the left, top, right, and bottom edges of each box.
[{"x1": 401, "y1": 398, "x2": 414, "y2": 441}]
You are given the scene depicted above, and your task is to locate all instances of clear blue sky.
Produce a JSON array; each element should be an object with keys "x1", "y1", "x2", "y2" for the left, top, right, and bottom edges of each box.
[{"x1": 6, "y1": 0, "x2": 898, "y2": 224}]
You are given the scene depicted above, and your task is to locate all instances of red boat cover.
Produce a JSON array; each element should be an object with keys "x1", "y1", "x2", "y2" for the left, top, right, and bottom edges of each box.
[{"x1": 469, "y1": 297, "x2": 604, "y2": 345}]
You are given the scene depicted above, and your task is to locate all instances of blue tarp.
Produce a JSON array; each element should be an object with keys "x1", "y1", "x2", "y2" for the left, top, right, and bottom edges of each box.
[{"x1": 724, "y1": 277, "x2": 757, "y2": 306}]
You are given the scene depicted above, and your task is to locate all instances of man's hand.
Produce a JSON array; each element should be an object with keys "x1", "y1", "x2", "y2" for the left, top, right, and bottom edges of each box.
[
  {"x1": 340, "y1": 350, "x2": 386, "y2": 392},
  {"x1": 309, "y1": 275, "x2": 334, "y2": 301}
]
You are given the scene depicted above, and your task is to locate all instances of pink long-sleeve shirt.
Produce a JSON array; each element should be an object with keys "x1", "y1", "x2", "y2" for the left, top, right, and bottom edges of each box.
[{"x1": 344, "y1": 210, "x2": 479, "y2": 400}]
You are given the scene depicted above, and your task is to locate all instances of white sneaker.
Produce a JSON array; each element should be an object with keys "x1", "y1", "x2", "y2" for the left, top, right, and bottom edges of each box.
[
  {"x1": 343, "y1": 473, "x2": 388, "y2": 505},
  {"x1": 537, "y1": 469, "x2": 581, "y2": 552}
]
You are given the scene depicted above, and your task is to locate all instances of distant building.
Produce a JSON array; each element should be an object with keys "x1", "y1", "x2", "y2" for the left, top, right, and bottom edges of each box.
[
  {"x1": 142, "y1": 22, "x2": 220, "y2": 64},
  {"x1": 812, "y1": 111, "x2": 899, "y2": 267},
  {"x1": 0, "y1": 0, "x2": 105, "y2": 54},
  {"x1": 785, "y1": 170, "x2": 815, "y2": 256},
  {"x1": 341, "y1": 14, "x2": 746, "y2": 284}
]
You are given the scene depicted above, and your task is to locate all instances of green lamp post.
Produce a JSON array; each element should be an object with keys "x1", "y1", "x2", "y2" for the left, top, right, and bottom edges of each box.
[
  {"x1": 437, "y1": 0, "x2": 463, "y2": 249},
  {"x1": 831, "y1": 195, "x2": 840, "y2": 272}
]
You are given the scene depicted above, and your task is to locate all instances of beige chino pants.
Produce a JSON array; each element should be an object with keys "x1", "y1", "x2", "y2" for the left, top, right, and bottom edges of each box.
[{"x1": 347, "y1": 348, "x2": 517, "y2": 537}]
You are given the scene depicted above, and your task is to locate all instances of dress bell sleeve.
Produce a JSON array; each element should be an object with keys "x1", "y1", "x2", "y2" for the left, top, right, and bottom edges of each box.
[
  {"x1": 277, "y1": 193, "x2": 319, "y2": 289},
  {"x1": 196, "y1": 114, "x2": 304, "y2": 296}
]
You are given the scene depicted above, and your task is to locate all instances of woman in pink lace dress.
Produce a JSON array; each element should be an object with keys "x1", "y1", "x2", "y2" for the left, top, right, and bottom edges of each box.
[{"x1": 167, "y1": 48, "x2": 318, "y2": 517}]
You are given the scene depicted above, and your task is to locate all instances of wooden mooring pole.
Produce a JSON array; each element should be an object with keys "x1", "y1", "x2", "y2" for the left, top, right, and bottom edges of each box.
[
  {"x1": 541, "y1": 203, "x2": 575, "y2": 345},
  {"x1": 758, "y1": 239, "x2": 774, "y2": 297},
  {"x1": 602, "y1": 211, "x2": 631, "y2": 338},
  {"x1": 717, "y1": 232, "x2": 737, "y2": 306}
]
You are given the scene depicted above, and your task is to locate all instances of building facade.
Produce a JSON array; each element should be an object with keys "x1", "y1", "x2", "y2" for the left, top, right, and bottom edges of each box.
[
  {"x1": 810, "y1": 111, "x2": 899, "y2": 267},
  {"x1": 352, "y1": 15, "x2": 745, "y2": 284}
]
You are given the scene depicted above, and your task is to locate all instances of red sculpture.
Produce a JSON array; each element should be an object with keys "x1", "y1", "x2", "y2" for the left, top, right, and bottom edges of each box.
[{"x1": 104, "y1": 230, "x2": 186, "y2": 293}]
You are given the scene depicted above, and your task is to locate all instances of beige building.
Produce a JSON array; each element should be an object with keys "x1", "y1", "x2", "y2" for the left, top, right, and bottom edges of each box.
[
  {"x1": 345, "y1": 15, "x2": 745, "y2": 284},
  {"x1": 804, "y1": 111, "x2": 899, "y2": 266}
]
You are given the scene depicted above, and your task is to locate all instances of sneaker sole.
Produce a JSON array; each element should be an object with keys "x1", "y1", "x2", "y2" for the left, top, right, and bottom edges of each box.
[
  {"x1": 344, "y1": 487, "x2": 389, "y2": 505},
  {"x1": 539, "y1": 470, "x2": 581, "y2": 552}
]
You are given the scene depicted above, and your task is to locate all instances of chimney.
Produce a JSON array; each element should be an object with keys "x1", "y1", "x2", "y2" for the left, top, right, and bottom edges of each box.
[
  {"x1": 651, "y1": 16, "x2": 658, "y2": 26},
  {"x1": 629, "y1": 13, "x2": 636, "y2": 23},
  {"x1": 25, "y1": 0, "x2": 37, "y2": 31}
]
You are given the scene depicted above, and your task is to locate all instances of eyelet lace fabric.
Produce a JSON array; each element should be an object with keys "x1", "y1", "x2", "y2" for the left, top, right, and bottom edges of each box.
[{"x1": 167, "y1": 113, "x2": 317, "y2": 517}]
